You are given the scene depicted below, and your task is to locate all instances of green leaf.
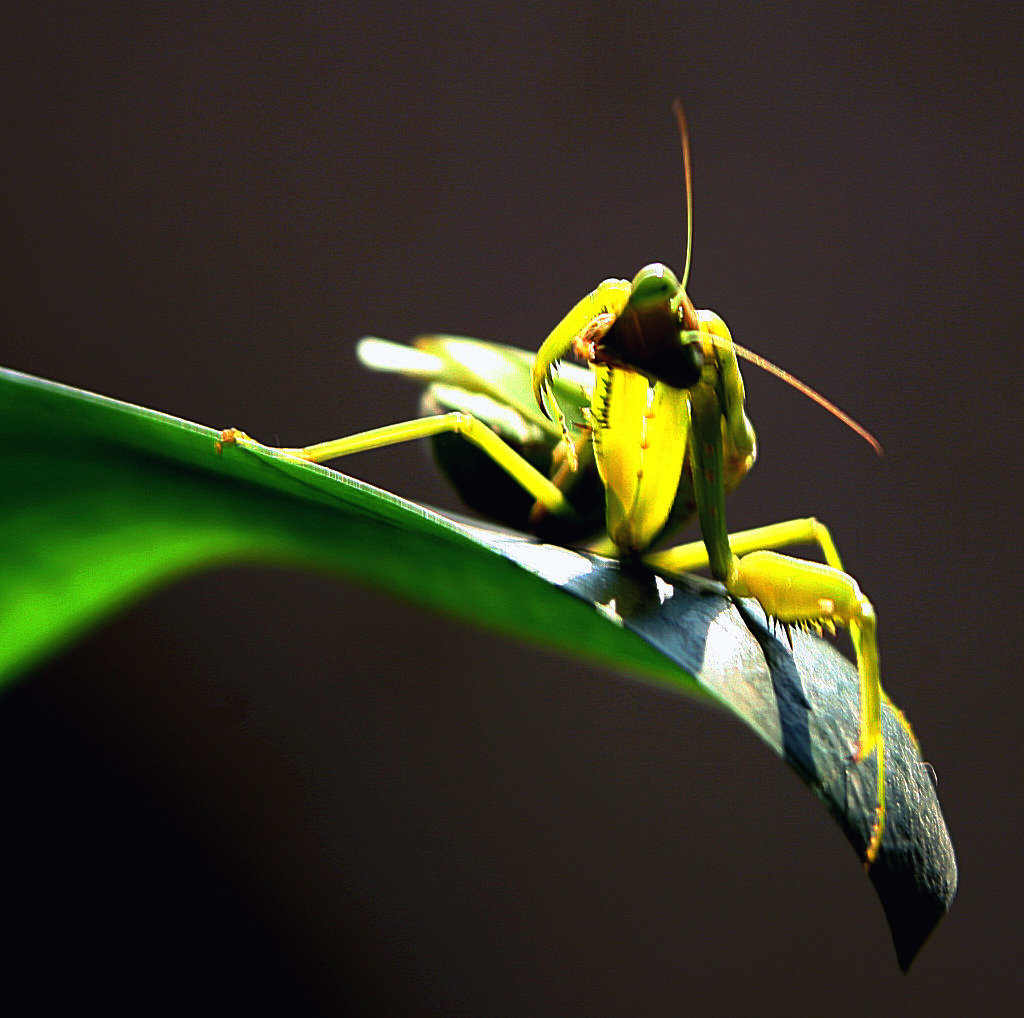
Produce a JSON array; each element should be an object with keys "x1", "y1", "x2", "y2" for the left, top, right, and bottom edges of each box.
[{"x1": 0, "y1": 366, "x2": 956, "y2": 968}]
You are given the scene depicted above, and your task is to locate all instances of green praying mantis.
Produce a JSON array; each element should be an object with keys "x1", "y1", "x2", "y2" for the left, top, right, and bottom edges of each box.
[{"x1": 221, "y1": 103, "x2": 916, "y2": 866}]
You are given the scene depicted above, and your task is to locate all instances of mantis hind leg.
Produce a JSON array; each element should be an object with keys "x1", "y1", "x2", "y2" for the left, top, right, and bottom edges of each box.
[
  {"x1": 648, "y1": 520, "x2": 905, "y2": 721},
  {"x1": 217, "y1": 412, "x2": 576, "y2": 521},
  {"x1": 648, "y1": 516, "x2": 908, "y2": 867}
]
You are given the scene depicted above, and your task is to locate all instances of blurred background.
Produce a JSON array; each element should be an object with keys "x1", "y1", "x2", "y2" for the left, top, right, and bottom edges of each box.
[{"x1": 2, "y1": 3, "x2": 1021, "y2": 1013}]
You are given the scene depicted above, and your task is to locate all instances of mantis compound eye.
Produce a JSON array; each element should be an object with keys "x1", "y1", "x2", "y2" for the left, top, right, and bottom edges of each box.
[{"x1": 630, "y1": 263, "x2": 679, "y2": 307}]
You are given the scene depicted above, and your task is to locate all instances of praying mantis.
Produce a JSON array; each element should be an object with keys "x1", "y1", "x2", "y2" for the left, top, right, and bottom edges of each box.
[{"x1": 221, "y1": 103, "x2": 913, "y2": 866}]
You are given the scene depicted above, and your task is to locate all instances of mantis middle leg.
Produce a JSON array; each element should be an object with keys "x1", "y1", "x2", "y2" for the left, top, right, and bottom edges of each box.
[{"x1": 217, "y1": 411, "x2": 575, "y2": 521}]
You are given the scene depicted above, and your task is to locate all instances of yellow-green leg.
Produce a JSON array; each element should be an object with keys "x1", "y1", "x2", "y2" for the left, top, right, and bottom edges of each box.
[
  {"x1": 218, "y1": 412, "x2": 576, "y2": 520},
  {"x1": 648, "y1": 516, "x2": 887, "y2": 866},
  {"x1": 647, "y1": 516, "x2": 845, "y2": 572},
  {"x1": 531, "y1": 277, "x2": 632, "y2": 461}
]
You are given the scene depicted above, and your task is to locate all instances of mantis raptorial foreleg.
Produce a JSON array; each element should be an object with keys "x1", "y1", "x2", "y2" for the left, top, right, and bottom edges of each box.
[{"x1": 531, "y1": 277, "x2": 632, "y2": 466}]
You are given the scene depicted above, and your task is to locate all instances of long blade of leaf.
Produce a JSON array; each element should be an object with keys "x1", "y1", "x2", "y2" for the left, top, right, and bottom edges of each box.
[{"x1": 0, "y1": 366, "x2": 955, "y2": 967}]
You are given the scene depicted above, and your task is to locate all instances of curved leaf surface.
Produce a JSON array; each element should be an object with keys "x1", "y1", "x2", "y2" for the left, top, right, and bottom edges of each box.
[{"x1": 0, "y1": 366, "x2": 956, "y2": 967}]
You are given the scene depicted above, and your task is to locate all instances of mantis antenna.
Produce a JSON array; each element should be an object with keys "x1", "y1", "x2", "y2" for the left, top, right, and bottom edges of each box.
[
  {"x1": 671, "y1": 101, "x2": 881, "y2": 456},
  {"x1": 702, "y1": 333, "x2": 883, "y2": 456},
  {"x1": 672, "y1": 99, "x2": 693, "y2": 292}
]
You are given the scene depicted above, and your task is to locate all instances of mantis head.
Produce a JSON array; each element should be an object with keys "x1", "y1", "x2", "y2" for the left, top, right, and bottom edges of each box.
[{"x1": 592, "y1": 262, "x2": 706, "y2": 389}]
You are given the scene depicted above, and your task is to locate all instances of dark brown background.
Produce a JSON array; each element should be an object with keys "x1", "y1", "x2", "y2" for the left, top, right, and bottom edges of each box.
[{"x1": 3, "y1": 3, "x2": 1021, "y2": 1013}]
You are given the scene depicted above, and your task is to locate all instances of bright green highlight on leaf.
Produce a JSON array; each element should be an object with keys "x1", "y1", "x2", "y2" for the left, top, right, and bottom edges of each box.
[{"x1": 0, "y1": 368, "x2": 703, "y2": 692}]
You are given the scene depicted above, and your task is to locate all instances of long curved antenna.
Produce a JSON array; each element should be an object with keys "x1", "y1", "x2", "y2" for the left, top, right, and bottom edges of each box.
[
  {"x1": 672, "y1": 100, "x2": 694, "y2": 292},
  {"x1": 702, "y1": 333, "x2": 883, "y2": 456}
]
